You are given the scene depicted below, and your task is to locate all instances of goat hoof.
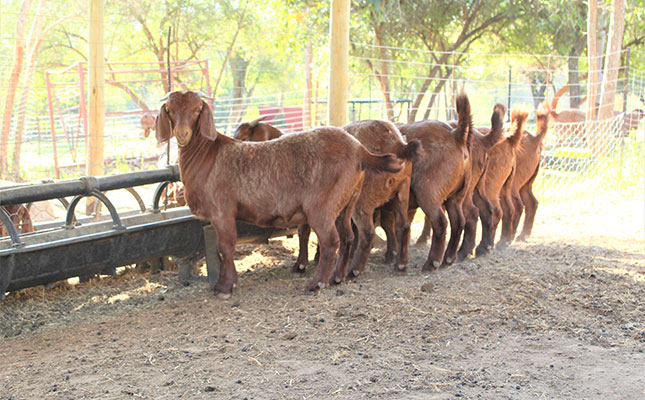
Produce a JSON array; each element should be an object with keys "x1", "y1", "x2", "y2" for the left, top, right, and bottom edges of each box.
[
  {"x1": 291, "y1": 263, "x2": 306, "y2": 275},
  {"x1": 421, "y1": 263, "x2": 438, "y2": 273},
  {"x1": 516, "y1": 235, "x2": 528, "y2": 242},
  {"x1": 214, "y1": 291, "x2": 232, "y2": 300},
  {"x1": 393, "y1": 265, "x2": 407, "y2": 275},
  {"x1": 384, "y1": 252, "x2": 395, "y2": 264},
  {"x1": 305, "y1": 280, "x2": 323, "y2": 293}
]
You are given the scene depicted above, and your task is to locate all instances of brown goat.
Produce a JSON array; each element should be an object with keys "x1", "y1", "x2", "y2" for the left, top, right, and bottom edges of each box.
[
  {"x1": 141, "y1": 113, "x2": 156, "y2": 138},
  {"x1": 475, "y1": 106, "x2": 528, "y2": 255},
  {"x1": 0, "y1": 204, "x2": 34, "y2": 237},
  {"x1": 156, "y1": 91, "x2": 402, "y2": 297},
  {"x1": 414, "y1": 104, "x2": 507, "y2": 263},
  {"x1": 549, "y1": 108, "x2": 644, "y2": 147},
  {"x1": 397, "y1": 92, "x2": 473, "y2": 271},
  {"x1": 234, "y1": 116, "x2": 283, "y2": 141},
  {"x1": 504, "y1": 102, "x2": 551, "y2": 242},
  {"x1": 293, "y1": 120, "x2": 421, "y2": 281}
]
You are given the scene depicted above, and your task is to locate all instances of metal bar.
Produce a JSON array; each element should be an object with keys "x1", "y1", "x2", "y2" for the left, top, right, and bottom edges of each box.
[
  {"x1": 0, "y1": 166, "x2": 180, "y2": 206},
  {"x1": 65, "y1": 190, "x2": 124, "y2": 230}
]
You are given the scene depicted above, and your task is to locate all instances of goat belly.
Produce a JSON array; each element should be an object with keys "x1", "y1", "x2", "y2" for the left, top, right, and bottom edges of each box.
[{"x1": 236, "y1": 203, "x2": 307, "y2": 228}]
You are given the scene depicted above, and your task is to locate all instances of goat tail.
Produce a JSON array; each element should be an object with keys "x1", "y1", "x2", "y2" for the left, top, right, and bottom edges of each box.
[
  {"x1": 361, "y1": 147, "x2": 403, "y2": 174},
  {"x1": 454, "y1": 91, "x2": 473, "y2": 149},
  {"x1": 482, "y1": 103, "x2": 507, "y2": 150},
  {"x1": 535, "y1": 101, "x2": 552, "y2": 143},
  {"x1": 397, "y1": 139, "x2": 422, "y2": 161},
  {"x1": 508, "y1": 104, "x2": 529, "y2": 148}
]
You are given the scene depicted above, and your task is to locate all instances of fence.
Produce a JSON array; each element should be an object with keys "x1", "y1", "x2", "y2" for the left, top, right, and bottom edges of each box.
[{"x1": 1, "y1": 10, "x2": 643, "y2": 230}]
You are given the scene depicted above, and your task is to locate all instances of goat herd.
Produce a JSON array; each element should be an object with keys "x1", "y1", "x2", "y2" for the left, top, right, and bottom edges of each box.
[{"x1": 156, "y1": 90, "x2": 551, "y2": 299}]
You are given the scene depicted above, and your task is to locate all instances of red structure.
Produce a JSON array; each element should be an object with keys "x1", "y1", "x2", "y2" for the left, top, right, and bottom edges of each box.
[{"x1": 45, "y1": 60, "x2": 211, "y2": 177}]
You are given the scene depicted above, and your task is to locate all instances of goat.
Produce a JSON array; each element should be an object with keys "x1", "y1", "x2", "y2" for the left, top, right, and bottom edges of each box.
[
  {"x1": 156, "y1": 91, "x2": 402, "y2": 297},
  {"x1": 549, "y1": 108, "x2": 643, "y2": 147},
  {"x1": 504, "y1": 102, "x2": 552, "y2": 242},
  {"x1": 0, "y1": 204, "x2": 34, "y2": 237},
  {"x1": 414, "y1": 104, "x2": 506, "y2": 263},
  {"x1": 233, "y1": 116, "x2": 283, "y2": 141},
  {"x1": 396, "y1": 91, "x2": 473, "y2": 271},
  {"x1": 475, "y1": 105, "x2": 528, "y2": 255},
  {"x1": 141, "y1": 113, "x2": 156, "y2": 138},
  {"x1": 293, "y1": 120, "x2": 421, "y2": 281}
]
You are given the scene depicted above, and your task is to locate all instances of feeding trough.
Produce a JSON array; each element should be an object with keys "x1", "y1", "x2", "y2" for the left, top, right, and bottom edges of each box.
[{"x1": 0, "y1": 166, "x2": 296, "y2": 299}]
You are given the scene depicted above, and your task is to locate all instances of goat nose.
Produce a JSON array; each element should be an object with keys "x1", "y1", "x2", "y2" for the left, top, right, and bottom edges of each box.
[{"x1": 175, "y1": 126, "x2": 190, "y2": 140}]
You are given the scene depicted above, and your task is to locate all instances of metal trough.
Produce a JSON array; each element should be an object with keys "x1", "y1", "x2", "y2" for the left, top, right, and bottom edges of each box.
[{"x1": 0, "y1": 166, "x2": 296, "y2": 298}]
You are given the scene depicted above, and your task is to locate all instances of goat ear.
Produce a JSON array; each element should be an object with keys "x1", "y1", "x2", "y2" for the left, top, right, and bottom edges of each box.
[
  {"x1": 156, "y1": 105, "x2": 172, "y2": 144},
  {"x1": 199, "y1": 101, "x2": 217, "y2": 140}
]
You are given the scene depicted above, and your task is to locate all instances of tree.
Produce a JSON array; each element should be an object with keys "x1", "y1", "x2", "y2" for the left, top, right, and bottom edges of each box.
[
  {"x1": 10, "y1": 2, "x2": 83, "y2": 179},
  {"x1": 0, "y1": 0, "x2": 34, "y2": 178},
  {"x1": 597, "y1": 0, "x2": 626, "y2": 121}
]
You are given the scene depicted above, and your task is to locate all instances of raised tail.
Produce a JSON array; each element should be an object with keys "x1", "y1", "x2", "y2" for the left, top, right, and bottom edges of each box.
[
  {"x1": 360, "y1": 147, "x2": 403, "y2": 174},
  {"x1": 397, "y1": 139, "x2": 422, "y2": 161},
  {"x1": 482, "y1": 103, "x2": 506, "y2": 149},
  {"x1": 508, "y1": 105, "x2": 529, "y2": 148},
  {"x1": 535, "y1": 101, "x2": 552, "y2": 143},
  {"x1": 454, "y1": 90, "x2": 473, "y2": 149}
]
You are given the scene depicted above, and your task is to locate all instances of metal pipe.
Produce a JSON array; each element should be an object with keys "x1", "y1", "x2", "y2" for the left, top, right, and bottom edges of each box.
[{"x1": 0, "y1": 165, "x2": 180, "y2": 206}]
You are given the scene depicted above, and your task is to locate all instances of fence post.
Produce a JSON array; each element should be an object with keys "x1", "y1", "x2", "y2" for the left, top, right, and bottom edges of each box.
[
  {"x1": 88, "y1": 0, "x2": 105, "y2": 178},
  {"x1": 45, "y1": 72, "x2": 60, "y2": 179},
  {"x1": 328, "y1": 0, "x2": 350, "y2": 126},
  {"x1": 618, "y1": 48, "x2": 631, "y2": 187},
  {"x1": 507, "y1": 66, "x2": 512, "y2": 122}
]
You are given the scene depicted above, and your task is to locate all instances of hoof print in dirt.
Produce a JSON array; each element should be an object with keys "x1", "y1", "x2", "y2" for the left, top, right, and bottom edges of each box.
[{"x1": 420, "y1": 282, "x2": 434, "y2": 293}]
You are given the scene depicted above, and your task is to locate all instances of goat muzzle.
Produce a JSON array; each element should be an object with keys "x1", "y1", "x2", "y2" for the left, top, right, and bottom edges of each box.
[{"x1": 174, "y1": 126, "x2": 192, "y2": 147}]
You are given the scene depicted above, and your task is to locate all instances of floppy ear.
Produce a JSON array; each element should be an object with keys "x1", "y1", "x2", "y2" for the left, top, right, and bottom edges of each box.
[
  {"x1": 156, "y1": 105, "x2": 172, "y2": 144},
  {"x1": 199, "y1": 101, "x2": 218, "y2": 140}
]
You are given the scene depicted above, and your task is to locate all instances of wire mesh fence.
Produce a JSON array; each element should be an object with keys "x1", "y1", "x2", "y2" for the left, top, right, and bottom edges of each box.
[{"x1": 1, "y1": 5, "x2": 643, "y2": 232}]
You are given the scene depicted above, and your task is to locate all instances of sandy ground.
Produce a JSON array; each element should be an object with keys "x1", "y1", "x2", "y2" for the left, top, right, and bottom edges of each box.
[{"x1": 1, "y1": 194, "x2": 644, "y2": 399}]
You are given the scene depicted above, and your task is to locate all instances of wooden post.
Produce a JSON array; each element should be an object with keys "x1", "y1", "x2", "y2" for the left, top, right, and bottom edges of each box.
[
  {"x1": 327, "y1": 0, "x2": 350, "y2": 127},
  {"x1": 87, "y1": 0, "x2": 104, "y2": 178},
  {"x1": 304, "y1": 39, "x2": 313, "y2": 129}
]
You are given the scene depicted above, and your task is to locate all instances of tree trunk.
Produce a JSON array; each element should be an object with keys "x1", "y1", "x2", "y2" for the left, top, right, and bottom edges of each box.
[
  {"x1": 567, "y1": 41, "x2": 585, "y2": 109},
  {"x1": 0, "y1": 0, "x2": 34, "y2": 178},
  {"x1": 304, "y1": 40, "x2": 313, "y2": 129},
  {"x1": 597, "y1": 0, "x2": 625, "y2": 121},
  {"x1": 374, "y1": 23, "x2": 394, "y2": 121},
  {"x1": 11, "y1": 0, "x2": 44, "y2": 180},
  {"x1": 586, "y1": 0, "x2": 600, "y2": 121},
  {"x1": 422, "y1": 71, "x2": 450, "y2": 120},
  {"x1": 528, "y1": 72, "x2": 548, "y2": 110},
  {"x1": 228, "y1": 52, "x2": 250, "y2": 127}
]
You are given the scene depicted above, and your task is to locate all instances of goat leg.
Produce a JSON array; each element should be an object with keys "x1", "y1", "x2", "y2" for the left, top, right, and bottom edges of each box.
[
  {"x1": 443, "y1": 196, "x2": 465, "y2": 266},
  {"x1": 390, "y1": 191, "x2": 411, "y2": 273},
  {"x1": 380, "y1": 209, "x2": 397, "y2": 263},
  {"x1": 292, "y1": 224, "x2": 311, "y2": 274},
  {"x1": 457, "y1": 196, "x2": 479, "y2": 261},
  {"x1": 416, "y1": 214, "x2": 431, "y2": 246},
  {"x1": 418, "y1": 202, "x2": 447, "y2": 272},
  {"x1": 332, "y1": 188, "x2": 361, "y2": 284},
  {"x1": 474, "y1": 189, "x2": 495, "y2": 257},
  {"x1": 346, "y1": 210, "x2": 375, "y2": 280},
  {"x1": 517, "y1": 186, "x2": 538, "y2": 241},
  {"x1": 498, "y1": 192, "x2": 515, "y2": 248},
  {"x1": 306, "y1": 222, "x2": 340, "y2": 292},
  {"x1": 209, "y1": 217, "x2": 238, "y2": 299}
]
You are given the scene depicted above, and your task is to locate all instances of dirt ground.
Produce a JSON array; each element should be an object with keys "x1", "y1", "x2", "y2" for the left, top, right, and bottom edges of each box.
[{"x1": 1, "y1": 194, "x2": 644, "y2": 400}]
